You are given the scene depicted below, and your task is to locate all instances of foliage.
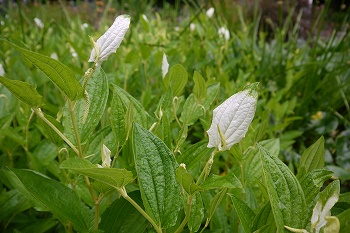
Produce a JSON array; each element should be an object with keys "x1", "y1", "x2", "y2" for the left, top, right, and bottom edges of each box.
[{"x1": 0, "y1": 1, "x2": 349, "y2": 232}]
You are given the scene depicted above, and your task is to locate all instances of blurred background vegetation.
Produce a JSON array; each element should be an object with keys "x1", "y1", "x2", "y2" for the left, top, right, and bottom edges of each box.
[{"x1": 0, "y1": 0, "x2": 349, "y2": 190}]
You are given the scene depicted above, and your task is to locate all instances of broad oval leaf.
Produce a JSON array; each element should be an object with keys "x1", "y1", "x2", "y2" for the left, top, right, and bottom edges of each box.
[
  {"x1": 60, "y1": 158, "x2": 134, "y2": 189},
  {"x1": 5, "y1": 168, "x2": 93, "y2": 232},
  {"x1": 0, "y1": 75, "x2": 44, "y2": 108},
  {"x1": 259, "y1": 144, "x2": 307, "y2": 231},
  {"x1": 132, "y1": 123, "x2": 182, "y2": 229},
  {"x1": 163, "y1": 64, "x2": 188, "y2": 97},
  {"x1": 1, "y1": 37, "x2": 84, "y2": 101},
  {"x1": 63, "y1": 68, "x2": 109, "y2": 144}
]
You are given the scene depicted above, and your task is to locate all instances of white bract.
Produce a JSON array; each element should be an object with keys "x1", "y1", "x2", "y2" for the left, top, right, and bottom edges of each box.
[
  {"x1": 50, "y1": 52, "x2": 58, "y2": 60},
  {"x1": 190, "y1": 23, "x2": 196, "y2": 31},
  {"x1": 89, "y1": 15, "x2": 130, "y2": 65},
  {"x1": 34, "y1": 17, "x2": 44, "y2": 29},
  {"x1": 98, "y1": 144, "x2": 111, "y2": 168},
  {"x1": 162, "y1": 53, "x2": 169, "y2": 78},
  {"x1": 206, "y1": 7, "x2": 214, "y2": 18},
  {"x1": 218, "y1": 27, "x2": 230, "y2": 41},
  {"x1": 206, "y1": 83, "x2": 258, "y2": 151},
  {"x1": 311, "y1": 192, "x2": 339, "y2": 233}
]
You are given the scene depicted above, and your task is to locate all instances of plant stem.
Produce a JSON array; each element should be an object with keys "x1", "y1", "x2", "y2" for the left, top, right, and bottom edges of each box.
[
  {"x1": 119, "y1": 188, "x2": 162, "y2": 233},
  {"x1": 33, "y1": 108, "x2": 79, "y2": 154},
  {"x1": 174, "y1": 195, "x2": 193, "y2": 233},
  {"x1": 196, "y1": 149, "x2": 217, "y2": 185}
]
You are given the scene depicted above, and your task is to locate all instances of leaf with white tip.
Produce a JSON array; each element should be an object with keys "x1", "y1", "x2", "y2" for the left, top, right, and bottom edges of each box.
[{"x1": 89, "y1": 15, "x2": 130, "y2": 64}]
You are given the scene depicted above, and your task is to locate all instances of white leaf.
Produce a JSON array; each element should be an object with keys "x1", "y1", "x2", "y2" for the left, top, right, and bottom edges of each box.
[
  {"x1": 162, "y1": 53, "x2": 169, "y2": 78},
  {"x1": 0, "y1": 63, "x2": 4, "y2": 76},
  {"x1": 89, "y1": 15, "x2": 130, "y2": 65},
  {"x1": 206, "y1": 83, "x2": 258, "y2": 151},
  {"x1": 311, "y1": 191, "x2": 339, "y2": 233},
  {"x1": 206, "y1": 7, "x2": 214, "y2": 18},
  {"x1": 101, "y1": 144, "x2": 111, "y2": 168},
  {"x1": 34, "y1": 17, "x2": 44, "y2": 29}
]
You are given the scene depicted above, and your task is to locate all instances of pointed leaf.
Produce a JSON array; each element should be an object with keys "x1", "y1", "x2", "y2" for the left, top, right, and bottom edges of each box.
[
  {"x1": 229, "y1": 193, "x2": 256, "y2": 233},
  {"x1": 298, "y1": 136, "x2": 325, "y2": 178},
  {"x1": 252, "y1": 202, "x2": 276, "y2": 232},
  {"x1": 259, "y1": 144, "x2": 306, "y2": 231},
  {"x1": 0, "y1": 76, "x2": 44, "y2": 108},
  {"x1": 206, "y1": 187, "x2": 227, "y2": 224},
  {"x1": 132, "y1": 123, "x2": 182, "y2": 228},
  {"x1": 60, "y1": 158, "x2": 134, "y2": 189},
  {"x1": 38, "y1": 113, "x2": 63, "y2": 146},
  {"x1": 5, "y1": 168, "x2": 93, "y2": 232},
  {"x1": 1, "y1": 37, "x2": 84, "y2": 100}
]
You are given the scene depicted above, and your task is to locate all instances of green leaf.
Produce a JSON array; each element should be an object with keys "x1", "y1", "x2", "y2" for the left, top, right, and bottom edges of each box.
[
  {"x1": 337, "y1": 207, "x2": 350, "y2": 232},
  {"x1": 229, "y1": 193, "x2": 256, "y2": 233},
  {"x1": 0, "y1": 189, "x2": 31, "y2": 221},
  {"x1": 163, "y1": 64, "x2": 188, "y2": 97},
  {"x1": 63, "y1": 68, "x2": 109, "y2": 144},
  {"x1": 193, "y1": 71, "x2": 207, "y2": 100},
  {"x1": 1, "y1": 37, "x2": 84, "y2": 100},
  {"x1": 201, "y1": 172, "x2": 243, "y2": 190},
  {"x1": 206, "y1": 188, "x2": 227, "y2": 226},
  {"x1": 252, "y1": 202, "x2": 276, "y2": 232},
  {"x1": 259, "y1": 143, "x2": 306, "y2": 231},
  {"x1": 188, "y1": 192, "x2": 204, "y2": 232},
  {"x1": 38, "y1": 113, "x2": 63, "y2": 146},
  {"x1": 297, "y1": 136, "x2": 325, "y2": 178},
  {"x1": 177, "y1": 141, "x2": 212, "y2": 170},
  {"x1": 100, "y1": 191, "x2": 149, "y2": 233},
  {"x1": 0, "y1": 76, "x2": 44, "y2": 108},
  {"x1": 5, "y1": 168, "x2": 93, "y2": 232},
  {"x1": 132, "y1": 123, "x2": 182, "y2": 228},
  {"x1": 110, "y1": 84, "x2": 154, "y2": 144},
  {"x1": 60, "y1": 158, "x2": 134, "y2": 189},
  {"x1": 179, "y1": 93, "x2": 204, "y2": 125},
  {"x1": 175, "y1": 165, "x2": 203, "y2": 195},
  {"x1": 299, "y1": 169, "x2": 333, "y2": 226},
  {"x1": 245, "y1": 139, "x2": 280, "y2": 184}
]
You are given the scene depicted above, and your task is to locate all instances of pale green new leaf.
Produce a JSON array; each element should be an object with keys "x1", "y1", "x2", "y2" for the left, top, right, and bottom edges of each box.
[
  {"x1": 132, "y1": 123, "x2": 182, "y2": 229},
  {"x1": 1, "y1": 37, "x2": 84, "y2": 100},
  {"x1": 259, "y1": 144, "x2": 306, "y2": 231},
  {"x1": 193, "y1": 71, "x2": 206, "y2": 100},
  {"x1": 5, "y1": 168, "x2": 93, "y2": 232},
  {"x1": 163, "y1": 64, "x2": 188, "y2": 97},
  {"x1": 60, "y1": 158, "x2": 134, "y2": 189},
  {"x1": 0, "y1": 76, "x2": 44, "y2": 108}
]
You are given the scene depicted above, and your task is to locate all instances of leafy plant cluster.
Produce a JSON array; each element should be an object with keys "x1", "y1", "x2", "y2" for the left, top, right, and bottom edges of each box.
[{"x1": 0, "y1": 1, "x2": 350, "y2": 233}]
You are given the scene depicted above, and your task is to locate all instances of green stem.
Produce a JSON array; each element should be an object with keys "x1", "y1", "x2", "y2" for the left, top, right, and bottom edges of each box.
[
  {"x1": 196, "y1": 149, "x2": 217, "y2": 185},
  {"x1": 174, "y1": 195, "x2": 193, "y2": 233},
  {"x1": 119, "y1": 188, "x2": 162, "y2": 233},
  {"x1": 33, "y1": 108, "x2": 79, "y2": 155}
]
